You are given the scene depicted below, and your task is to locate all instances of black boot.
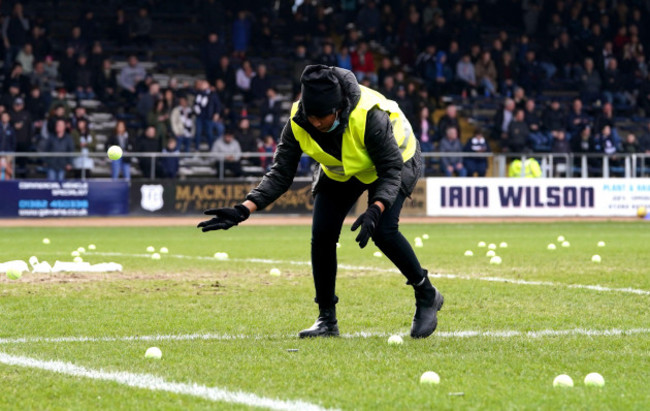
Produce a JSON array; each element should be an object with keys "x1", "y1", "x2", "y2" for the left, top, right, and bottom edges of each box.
[
  {"x1": 410, "y1": 272, "x2": 444, "y2": 339},
  {"x1": 298, "y1": 307, "x2": 339, "y2": 338}
]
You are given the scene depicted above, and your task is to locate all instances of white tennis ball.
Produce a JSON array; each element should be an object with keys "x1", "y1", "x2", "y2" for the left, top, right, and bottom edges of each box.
[
  {"x1": 597, "y1": 241, "x2": 605, "y2": 247},
  {"x1": 88, "y1": 244, "x2": 96, "y2": 250},
  {"x1": 489, "y1": 256, "x2": 502, "y2": 265},
  {"x1": 77, "y1": 247, "x2": 86, "y2": 254},
  {"x1": 557, "y1": 235, "x2": 565, "y2": 242},
  {"x1": 561, "y1": 241, "x2": 570, "y2": 248},
  {"x1": 144, "y1": 347, "x2": 162, "y2": 359},
  {"x1": 160, "y1": 247, "x2": 169, "y2": 254},
  {"x1": 73, "y1": 256, "x2": 83, "y2": 263},
  {"x1": 107, "y1": 145, "x2": 123, "y2": 161},
  {"x1": 422, "y1": 234, "x2": 429, "y2": 240},
  {"x1": 547, "y1": 243, "x2": 556, "y2": 250},
  {"x1": 464, "y1": 250, "x2": 473, "y2": 257},
  {"x1": 387, "y1": 335, "x2": 403, "y2": 345},
  {"x1": 420, "y1": 371, "x2": 440, "y2": 385},
  {"x1": 584, "y1": 372, "x2": 605, "y2": 387},
  {"x1": 71, "y1": 250, "x2": 80, "y2": 257},
  {"x1": 146, "y1": 246, "x2": 155, "y2": 253},
  {"x1": 269, "y1": 268, "x2": 281, "y2": 276},
  {"x1": 591, "y1": 254, "x2": 601, "y2": 263},
  {"x1": 486, "y1": 250, "x2": 496, "y2": 257},
  {"x1": 213, "y1": 252, "x2": 229, "y2": 260},
  {"x1": 488, "y1": 243, "x2": 497, "y2": 250},
  {"x1": 42, "y1": 238, "x2": 50, "y2": 245},
  {"x1": 151, "y1": 253, "x2": 161, "y2": 260},
  {"x1": 499, "y1": 242, "x2": 508, "y2": 248},
  {"x1": 6, "y1": 268, "x2": 22, "y2": 280},
  {"x1": 373, "y1": 251, "x2": 382, "y2": 257},
  {"x1": 336, "y1": 242, "x2": 341, "y2": 248},
  {"x1": 553, "y1": 374, "x2": 574, "y2": 388},
  {"x1": 477, "y1": 241, "x2": 486, "y2": 247}
]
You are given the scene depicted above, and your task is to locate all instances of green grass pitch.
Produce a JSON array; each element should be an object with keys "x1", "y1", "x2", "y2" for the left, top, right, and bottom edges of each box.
[{"x1": 1, "y1": 221, "x2": 649, "y2": 410}]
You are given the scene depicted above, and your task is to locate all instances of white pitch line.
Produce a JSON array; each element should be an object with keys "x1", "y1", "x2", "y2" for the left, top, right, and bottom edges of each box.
[
  {"x1": 1, "y1": 328, "x2": 649, "y2": 345},
  {"x1": 87, "y1": 252, "x2": 650, "y2": 296},
  {"x1": 0, "y1": 352, "x2": 336, "y2": 411}
]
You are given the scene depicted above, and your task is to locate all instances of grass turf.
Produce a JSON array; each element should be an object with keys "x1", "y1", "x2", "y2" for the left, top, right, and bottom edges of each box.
[{"x1": 0, "y1": 222, "x2": 648, "y2": 410}]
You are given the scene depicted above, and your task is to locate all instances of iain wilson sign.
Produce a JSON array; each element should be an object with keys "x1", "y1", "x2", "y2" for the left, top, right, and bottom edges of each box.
[{"x1": 426, "y1": 178, "x2": 650, "y2": 217}]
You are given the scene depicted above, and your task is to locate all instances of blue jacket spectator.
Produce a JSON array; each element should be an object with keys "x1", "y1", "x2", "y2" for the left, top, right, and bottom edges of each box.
[
  {"x1": 160, "y1": 138, "x2": 180, "y2": 179},
  {"x1": 439, "y1": 126, "x2": 467, "y2": 177},
  {"x1": 0, "y1": 112, "x2": 16, "y2": 152},
  {"x1": 232, "y1": 10, "x2": 252, "y2": 57}
]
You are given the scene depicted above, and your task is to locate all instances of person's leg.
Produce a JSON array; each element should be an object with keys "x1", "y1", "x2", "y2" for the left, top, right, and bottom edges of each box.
[
  {"x1": 194, "y1": 119, "x2": 204, "y2": 151},
  {"x1": 123, "y1": 163, "x2": 131, "y2": 181},
  {"x1": 111, "y1": 160, "x2": 120, "y2": 179},
  {"x1": 47, "y1": 168, "x2": 56, "y2": 180}
]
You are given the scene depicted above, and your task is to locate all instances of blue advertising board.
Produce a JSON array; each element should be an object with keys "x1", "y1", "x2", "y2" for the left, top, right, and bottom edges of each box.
[{"x1": 0, "y1": 180, "x2": 129, "y2": 217}]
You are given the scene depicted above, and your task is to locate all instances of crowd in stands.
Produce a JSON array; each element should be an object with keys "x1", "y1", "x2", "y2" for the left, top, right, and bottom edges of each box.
[{"x1": 1, "y1": 0, "x2": 650, "y2": 181}]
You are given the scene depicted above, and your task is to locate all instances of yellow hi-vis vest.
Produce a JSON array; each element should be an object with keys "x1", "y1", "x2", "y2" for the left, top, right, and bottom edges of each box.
[{"x1": 290, "y1": 85, "x2": 416, "y2": 184}]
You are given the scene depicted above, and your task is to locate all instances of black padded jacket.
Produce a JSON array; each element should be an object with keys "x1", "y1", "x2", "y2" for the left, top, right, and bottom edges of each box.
[{"x1": 246, "y1": 67, "x2": 421, "y2": 210}]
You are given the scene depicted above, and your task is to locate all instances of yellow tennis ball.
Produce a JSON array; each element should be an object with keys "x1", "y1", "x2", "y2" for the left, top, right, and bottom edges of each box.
[
  {"x1": 6, "y1": 268, "x2": 22, "y2": 280},
  {"x1": 107, "y1": 145, "x2": 123, "y2": 160}
]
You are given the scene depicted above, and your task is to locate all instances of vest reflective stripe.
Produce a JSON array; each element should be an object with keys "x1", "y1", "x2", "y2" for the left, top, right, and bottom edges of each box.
[{"x1": 290, "y1": 85, "x2": 415, "y2": 184}]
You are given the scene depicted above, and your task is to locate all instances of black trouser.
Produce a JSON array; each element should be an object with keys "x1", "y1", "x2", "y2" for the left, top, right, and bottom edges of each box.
[{"x1": 311, "y1": 176, "x2": 425, "y2": 309}]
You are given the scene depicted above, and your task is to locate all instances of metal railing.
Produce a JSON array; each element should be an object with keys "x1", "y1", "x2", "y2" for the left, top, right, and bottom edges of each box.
[{"x1": 1, "y1": 151, "x2": 649, "y2": 180}]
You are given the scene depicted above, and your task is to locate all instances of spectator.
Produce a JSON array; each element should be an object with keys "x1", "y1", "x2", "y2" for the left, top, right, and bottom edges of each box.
[
  {"x1": 71, "y1": 118, "x2": 95, "y2": 178},
  {"x1": 111, "y1": 8, "x2": 130, "y2": 47},
  {"x1": 88, "y1": 41, "x2": 105, "y2": 73},
  {"x1": 45, "y1": 104, "x2": 67, "y2": 136},
  {"x1": 351, "y1": 41, "x2": 377, "y2": 84},
  {"x1": 437, "y1": 104, "x2": 461, "y2": 142},
  {"x1": 250, "y1": 63, "x2": 270, "y2": 104},
  {"x1": 505, "y1": 108, "x2": 529, "y2": 152},
  {"x1": 211, "y1": 129, "x2": 242, "y2": 177},
  {"x1": 29, "y1": 25, "x2": 51, "y2": 61},
  {"x1": 203, "y1": 33, "x2": 225, "y2": 83},
  {"x1": 497, "y1": 51, "x2": 517, "y2": 96},
  {"x1": 4, "y1": 63, "x2": 30, "y2": 94},
  {"x1": 513, "y1": 87, "x2": 527, "y2": 110},
  {"x1": 551, "y1": 130, "x2": 571, "y2": 175},
  {"x1": 118, "y1": 55, "x2": 146, "y2": 106},
  {"x1": 566, "y1": 98, "x2": 590, "y2": 138},
  {"x1": 214, "y1": 78, "x2": 233, "y2": 123},
  {"x1": 579, "y1": 57, "x2": 602, "y2": 104},
  {"x1": 236, "y1": 60, "x2": 256, "y2": 100},
  {"x1": 455, "y1": 54, "x2": 476, "y2": 96},
  {"x1": 2, "y1": 3, "x2": 30, "y2": 72},
  {"x1": 160, "y1": 137, "x2": 180, "y2": 179},
  {"x1": 106, "y1": 120, "x2": 133, "y2": 180},
  {"x1": 59, "y1": 46, "x2": 77, "y2": 91},
  {"x1": 43, "y1": 119, "x2": 74, "y2": 181},
  {"x1": 260, "y1": 87, "x2": 283, "y2": 139},
  {"x1": 232, "y1": 10, "x2": 252, "y2": 59},
  {"x1": 73, "y1": 54, "x2": 95, "y2": 100},
  {"x1": 193, "y1": 79, "x2": 222, "y2": 151},
  {"x1": 317, "y1": 43, "x2": 337, "y2": 67},
  {"x1": 542, "y1": 99, "x2": 566, "y2": 136},
  {"x1": 493, "y1": 98, "x2": 515, "y2": 141},
  {"x1": 137, "y1": 126, "x2": 161, "y2": 178},
  {"x1": 414, "y1": 106, "x2": 435, "y2": 153},
  {"x1": 357, "y1": 0, "x2": 380, "y2": 41},
  {"x1": 30, "y1": 61, "x2": 55, "y2": 105},
  {"x1": 170, "y1": 95, "x2": 194, "y2": 153},
  {"x1": 235, "y1": 117, "x2": 260, "y2": 165},
  {"x1": 377, "y1": 56, "x2": 394, "y2": 88},
  {"x1": 215, "y1": 55, "x2": 236, "y2": 92},
  {"x1": 130, "y1": 7, "x2": 153, "y2": 48},
  {"x1": 94, "y1": 59, "x2": 118, "y2": 104},
  {"x1": 602, "y1": 58, "x2": 627, "y2": 106},
  {"x1": 258, "y1": 134, "x2": 277, "y2": 171},
  {"x1": 463, "y1": 129, "x2": 490, "y2": 177},
  {"x1": 415, "y1": 44, "x2": 436, "y2": 84},
  {"x1": 67, "y1": 26, "x2": 86, "y2": 56},
  {"x1": 147, "y1": 99, "x2": 170, "y2": 145},
  {"x1": 593, "y1": 102, "x2": 619, "y2": 145},
  {"x1": 440, "y1": 126, "x2": 466, "y2": 177},
  {"x1": 79, "y1": 10, "x2": 99, "y2": 44},
  {"x1": 15, "y1": 43, "x2": 34, "y2": 74},
  {"x1": 25, "y1": 86, "x2": 47, "y2": 125},
  {"x1": 524, "y1": 99, "x2": 549, "y2": 152},
  {"x1": 394, "y1": 86, "x2": 414, "y2": 125},
  {"x1": 475, "y1": 50, "x2": 498, "y2": 97},
  {"x1": 0, "y1": 112, "x2": 16, "y2": 152},
  {"x1": 10, "y1": 98, "x2": 32, "y2": 155},
  {"x1": 336, "y1": 46, "x2": 352, "y2": 71},
  {"x1": 137, "y1": 81, "x2": 161, "y2": 122}
]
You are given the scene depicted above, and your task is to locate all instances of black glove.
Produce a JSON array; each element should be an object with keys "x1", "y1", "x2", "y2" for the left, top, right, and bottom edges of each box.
[
  {"x1": 351, "y1": 204, "x2": 382, "y2": 248},
  {"x1": 197, "y1": 204, "x2": 251, "y2": 232}
]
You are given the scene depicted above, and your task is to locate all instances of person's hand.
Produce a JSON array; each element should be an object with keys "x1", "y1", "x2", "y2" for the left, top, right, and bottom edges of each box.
[
  {"x1": 351, "y1": 204, "x2": 382, "y2": 248},
  {"x1": 197, "y1": 204, "x2": 250, "y2": 232}
]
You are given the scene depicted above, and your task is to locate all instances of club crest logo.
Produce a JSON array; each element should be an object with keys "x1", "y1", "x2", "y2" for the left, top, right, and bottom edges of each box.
[{"x1": 140, "y1": 184, "x2": 164, "y2": 212}]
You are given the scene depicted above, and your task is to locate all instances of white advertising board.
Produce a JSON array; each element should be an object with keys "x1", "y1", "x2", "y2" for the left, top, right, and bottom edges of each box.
[{"x1": 426, "y1": 178, "x2": 650, "y2": 217}]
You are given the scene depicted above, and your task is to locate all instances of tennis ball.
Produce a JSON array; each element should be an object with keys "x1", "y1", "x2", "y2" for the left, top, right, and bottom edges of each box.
[
  {"x1": 637, "y1": 206, "x2": 647, "y2": 218},
  {"x1": 6, "y1": 268, "x2": 22, "y2": 280},
  {"x1": 71, "y1": 250, "x2": 80, "y2": 257},
  {"x1": 77, "y1": 247, "x2": 86, "y2": 253},
  {"x1": 414, "y1": 237, "x2": 423, "y2": 247},
  {"x1": 422, "y1": 234, "x2": 430, "y2": 240},
  {"x1": 553, "y1": 374, "x2": 574, "y2": 388},
  {"x1": 144, "y1": 347, "x2": 162, "y2": 359},
  {"x1": 420, "y1": 371, "x2": 440, "y2": 385},
  {"x1": 88, "y1": 244, "x2": 96, "y2": 250},
  {"x1": 488, "y1": 243, "x2": 497, "y2": 250},
  {"x1": 151, "y1": 253, "x2": 161, "y2": 260},
  {"x1": 73, "y1": 256, "x2": 83, "y2": 263},
  {"x1": 547, "y1": 243, "x2": 556, "y2": 250},
  {"x1": 557, "y1": 235, "x2": 565, "y2": 242},
  {"x1": 561, "y1": 241, "x2": 570, "y2": 248},
  {"x1": 373, "y1": 251, "x2": 382, "y2": 257},
  {"x1": 146, "y1": 246, "x2": 155, "y2": 253},
  {"x1": 597, "y1": 241, "x2": 605, "y2": 247},
  {"x1": 464, "y1": 250, "x2": 473, "y2": 257},
  {"x1": 387, "y1": 335, "x2": 403, "y2": 345},
  {"x1": 489, "y1": 256, "x2": 502, "y2": 265},
  {"x1": 160, "y1": 247, "x2": 169, "y2": 254},
  {"x1": 486, "y1": 250, "x2": 496, "y2": 257},
  {"x1": 42, "y1": 238, "x2": 50, "y2": 245},
  {"x1": 107, "y1": 145, "x2": 123, "y2": 161},
  {"x1": 591, "y1": 254, "x2": 601, "y2": 263},
  {"x1": 213, "y1": 252, "x2": 229, "y2": 260},
  {"x1": 477, "y1": 241, "x2": 486, "y2": 247},
  {"x1": 584, "y1": 372, "x2": 605, "y2": 387},
  {"x1": 336, "y1": 242, "x2": 341, "y2": 248},
  {"x1": 269, "y1": 268, "x2": 281, "y2": 276},
  {"x1": 499, "y1": 242, "x2": 508, "y2": 248}
]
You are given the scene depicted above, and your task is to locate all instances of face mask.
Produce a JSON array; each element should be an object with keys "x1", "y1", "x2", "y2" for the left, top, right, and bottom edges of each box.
[{"x1": 326, "y1": 113, "x2": 340, "y2": 133}]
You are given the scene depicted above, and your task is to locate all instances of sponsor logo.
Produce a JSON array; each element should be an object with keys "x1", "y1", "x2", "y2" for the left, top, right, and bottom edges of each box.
[{"x1": 140, "y1": 184, "x2": 164, "y2": 212}]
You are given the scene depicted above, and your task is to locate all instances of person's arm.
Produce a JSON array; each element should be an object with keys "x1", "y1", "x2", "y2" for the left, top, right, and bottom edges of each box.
[
  {"x1": 364, "y1": 108, "x2": 403, "y2": 210},
  {"x1": 2, "y1": 18, "x2": 10, "y2": 46},
  {"x1": 245, "y1": 121, "x2": 303, "y2": 211}
]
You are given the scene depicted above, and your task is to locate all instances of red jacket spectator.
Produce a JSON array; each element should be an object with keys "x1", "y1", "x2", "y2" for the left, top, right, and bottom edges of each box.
[{"x1": 350, "y1": 42, "x2": 375, "y2": 75}]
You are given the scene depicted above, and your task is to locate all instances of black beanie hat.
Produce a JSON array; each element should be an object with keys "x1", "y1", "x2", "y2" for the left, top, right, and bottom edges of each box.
[{"x1": 300, "y1": 65, "x2": 343, "y2": 117}]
